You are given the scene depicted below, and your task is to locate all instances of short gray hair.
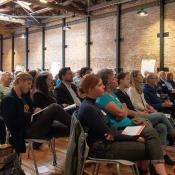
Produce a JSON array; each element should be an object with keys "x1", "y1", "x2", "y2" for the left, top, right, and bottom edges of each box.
[{"x1": 97, "y1": 69, "x2": 113, "y2": 87}]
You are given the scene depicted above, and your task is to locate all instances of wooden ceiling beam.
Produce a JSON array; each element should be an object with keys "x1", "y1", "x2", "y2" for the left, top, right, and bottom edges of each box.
[
  {"x1": 0, "y1": 0, "x2": 12, "y2": 6},
  {"x1": 89, "y1": 0, "x2": 135, "y2": 11},
  {"x1": 23, "y1": 0, "x2": 87, "y2": 15},
  {"x1": 0, "y1": 28, "x2": 15, "y2": 35}
]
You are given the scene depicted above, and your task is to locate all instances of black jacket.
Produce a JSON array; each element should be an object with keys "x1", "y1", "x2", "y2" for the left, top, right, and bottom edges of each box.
[
  {"x1": 32, "y1": 90, "x2": 56, "y2": 109},
  {"x1": 1, "y1": 89, "x2": 32, "y2": 153},
  {"x1": 54, "y1": 82, "x2": 79, "y2": 105},
  {"x1": 157, "y1": 79, "x2": 170, "y2": 94}
]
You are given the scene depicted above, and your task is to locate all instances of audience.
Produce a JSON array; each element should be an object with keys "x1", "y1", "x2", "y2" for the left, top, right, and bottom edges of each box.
[
  {"x1": 73, "y1": 70, "x2": 81, "y2": 87},
  {"x1": 157, "y1": 71, "x2": 175, "y2": 102},
  {"x1": 1, "y1": 72, "x2": 71, "y2": 154},
  {"x1": 0, "y1": 72, "x2": 12, "y2": 102},
  {"x1": 28, "y1": 70, "x2": 38, "y2": 94},
  {"x1": 78, "y1": 73, "x2": 167, "y2": 175},
  {"x1": 143, "y1": 73, "x2": 175, "y2": 117},
  {"x1": 96, "y1": 69, "x2": 132, "y2": 129},
  {"x1": 73, "y1": 67, "x2": 92, "y2": 87},
  {"x1": 157, "y1": 71, "x2": 173, "y2": 94},
  {"x1": 167, "y1": 72, "x2": 175, "y2": 88},
  {"x1": 54, "y1": 67, "x2": 81, "y2": 107},
  {"x1": 33, "y1": 72, "x2": 56, "y2": 109},
  {"x1": 2, "y1": 66, "x2": 175, "y2": 174},
  {"x1": 115, "y1": 71, "x2": 175, "y2": 164}
]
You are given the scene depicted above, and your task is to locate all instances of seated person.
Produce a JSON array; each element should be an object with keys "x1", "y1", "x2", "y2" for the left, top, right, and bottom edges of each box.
[
  {"x1": 157, "y1": 71, "x2": 175, "y2": 102},
  {"x1": 157, "y1": 71, "x2": 174, "y2": 94},
  {"x1": 96, "y1": 69, "x2": 132, "y2": 130},
  {"x1": 167, "y1": 72, "x2": 175, "y2": 89},
  {"x1": 54, "y1": 67, "x2": 81, "y2": 113},
  {"x1": 73, "y1": 67, "x2": 92, "y2": 87},
  {"x1": 78, "y1": 73, "x2": 167, "y2": 175},
  {"x1": 32, "y1": 72, "x2": 56, "y2": 109},
  {"x1": 0, "y1": 72, "x2": 12, "y2": 102},
  {"x1": 115, "y1": 71, "x2": 175, "y2": 164},
  {"x1": 1, "y1": 72, "x2": 71, "y2": 154},
  {"x1": 143, "y1": 73, "x2": 175, "y2": 117}
]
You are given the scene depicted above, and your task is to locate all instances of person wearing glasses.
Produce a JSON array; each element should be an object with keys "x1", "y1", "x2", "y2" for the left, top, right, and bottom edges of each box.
[{"x1": 143, "y1": 73, "x2": 175, "y2": 117}]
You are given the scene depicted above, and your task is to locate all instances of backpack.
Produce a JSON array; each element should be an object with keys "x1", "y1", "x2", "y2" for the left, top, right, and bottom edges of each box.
[{"x1": 0, "y1": 144, "x2": 25, "y2": 175}]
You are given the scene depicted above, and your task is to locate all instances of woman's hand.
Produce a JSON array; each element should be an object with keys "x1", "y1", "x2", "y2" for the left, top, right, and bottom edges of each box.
[
  {"x1": 34, "y1": 107, "x2": 42, "y2": 114},
  {"x1": 145, "y1": 104, "x2": 156, "y2": 113},
  {"x1": 104, "y1": 133, "x2": 114, "y2": 141},
  {"x1": 136, "y1": 111, "x2": 148, "y2": 117},
  {"x1": 121, "y1": 103, "x2": 128, "y2": 116},
  {"x1": 137, "y1": 136, "x2": 145, "y2": 143}
]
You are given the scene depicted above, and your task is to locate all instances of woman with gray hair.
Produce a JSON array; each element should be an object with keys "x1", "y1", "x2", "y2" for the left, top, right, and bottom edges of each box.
[{"x1": 96, "y1": 69, "x2": 132, "y2": 129}]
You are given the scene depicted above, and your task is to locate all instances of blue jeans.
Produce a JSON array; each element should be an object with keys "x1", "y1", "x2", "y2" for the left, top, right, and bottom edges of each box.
[{"x1": 143, "y1": 112, "x2": 175, "y2": 146}]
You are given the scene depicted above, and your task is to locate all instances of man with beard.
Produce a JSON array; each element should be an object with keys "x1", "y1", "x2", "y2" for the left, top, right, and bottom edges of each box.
[{"x1": 54, "y1": 67, "x2": 81, "y2": 108}]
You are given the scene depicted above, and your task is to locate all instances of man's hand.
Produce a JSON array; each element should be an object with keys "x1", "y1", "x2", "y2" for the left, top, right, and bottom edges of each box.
[{"x1": 162, "y1": 101, "x2": 173, "y2": 108}]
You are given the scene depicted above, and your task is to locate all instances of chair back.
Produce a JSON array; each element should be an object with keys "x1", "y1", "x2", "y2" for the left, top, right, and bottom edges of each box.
[{"x1": 64, "y1": 111, "x2": 89, "y2": 175}]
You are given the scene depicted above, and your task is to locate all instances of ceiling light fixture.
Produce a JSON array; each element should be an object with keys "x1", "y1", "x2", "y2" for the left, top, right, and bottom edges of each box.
[
  {"x1": 20, "y1": 34, "x2": 26, "y2": 39},
  {"x1": 40, "y1": 0, "x2": 47, "y2": 3},
  {"x1": 63, "y1": 23, "x2": 71, "y2": 30},
  {"x1": 137, "y1": 9, "x2": 148, "y2": 17}
]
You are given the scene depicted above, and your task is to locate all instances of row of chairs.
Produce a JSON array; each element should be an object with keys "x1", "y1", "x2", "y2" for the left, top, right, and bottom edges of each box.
[
  {"x1": 64, "y1": 111, "x2": 140, "y2": 175},
  {"x1": 4, "y1": 113, "x2": 140, "y2": 175}
]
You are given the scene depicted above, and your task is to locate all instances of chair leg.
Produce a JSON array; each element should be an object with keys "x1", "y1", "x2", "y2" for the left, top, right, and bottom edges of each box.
[
  {"x1": 18, "y1": 153, "x2": 22, "y2": 165},
  {"x1": 27, "y1": 143, "x2": 31, "y2": 158},
  {"x1": 94, "y1": 163, "x2": 100, "y2": 175},
  {"x1": 50, "y1": 139, "x2": 57, "y2": 166},
  {"x1": 92, "y1": 163, "x2": 97, "y2": 175},
  {"x1": 115, "y1": 163, "x2": 121, "y2": 175},
  {"x1": 30, "y1": 142, "x2": 39, "y2": 175},
  {"x1": 132, "y1": 164, "x2": 140, "y2": 175}
]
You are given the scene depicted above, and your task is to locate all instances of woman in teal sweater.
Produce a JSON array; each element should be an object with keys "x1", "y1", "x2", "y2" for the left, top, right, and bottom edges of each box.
[{"x1": 96, "y1": 69, "x2": 132, "y2": 130}]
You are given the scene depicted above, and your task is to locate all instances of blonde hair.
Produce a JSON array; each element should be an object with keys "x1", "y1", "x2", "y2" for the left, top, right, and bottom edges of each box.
[
  {"x1": 130, "y1": 70, "x2": 142, "y2": 94},
  {"x1": 13, "y1": 72, "x2": 33, "y2": 86}
]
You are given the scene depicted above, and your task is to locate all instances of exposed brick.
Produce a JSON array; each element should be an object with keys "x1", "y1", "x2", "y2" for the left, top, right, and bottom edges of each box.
[
  {"x1": 2, "y1": 1, "x2": 175, "y2": 75},
  {"x1": 3, "y1": 39, "x2": 12, "y2": 72}
]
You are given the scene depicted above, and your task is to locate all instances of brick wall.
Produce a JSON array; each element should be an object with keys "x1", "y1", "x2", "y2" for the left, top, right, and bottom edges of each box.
[
  {"x1": 45, "y1": 28, "x2": 62, "y2": 70},
  {"x1": 121, "y1": 6, "x2": 160, "y2": 72},
  {"x1": 91, "y1": 16, "x2": 116, "y2": 73},
  {"x1": 65, "y1": 22, "x2": 86, "y2": 72},
  {"x1": 2, "y1": 1, "x2": 175, "y2": 74},
  {"x1": 3, "y1": 39, "x2": 11, "y2": 72},
  {"x1": 28, "y1": 31, "x2": 42, "y2": 70},
  {"x1": 14, "y1": 37, "x2": 25, "y2": 67},
  {"x1": 164, "y1": 2, "x2": 175, "y2": 73}
]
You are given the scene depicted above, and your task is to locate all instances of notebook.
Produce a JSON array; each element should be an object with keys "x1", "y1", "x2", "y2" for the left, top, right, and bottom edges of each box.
[
  {"x1": 31, "y1": 104, "x2": 77, "y2": 122},
  {"x1": 122, "y1": 125, "x2": 145, "y2": 136}
]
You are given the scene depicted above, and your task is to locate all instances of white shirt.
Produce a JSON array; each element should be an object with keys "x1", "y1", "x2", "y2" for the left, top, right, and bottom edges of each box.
[
  {"x1": 127, "y1": 86, "x2": 147, "y2": 111},
  {"x1": 63, "y1": 81, "x2": 81, "y2": 107}
]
